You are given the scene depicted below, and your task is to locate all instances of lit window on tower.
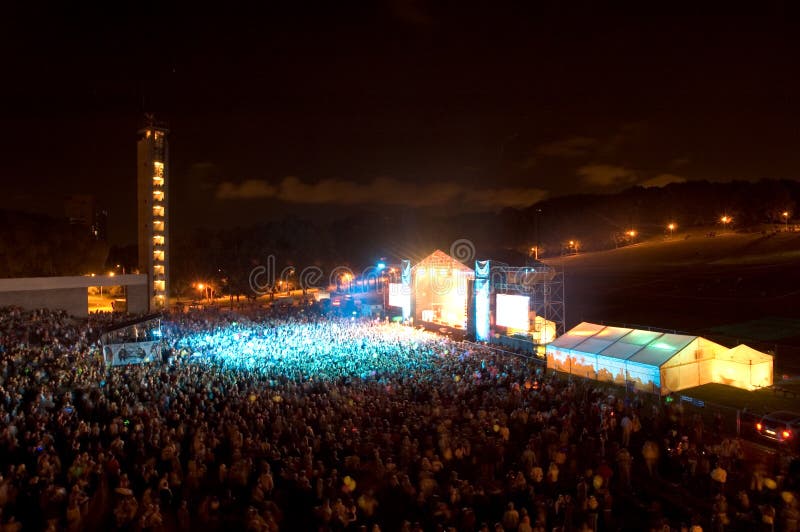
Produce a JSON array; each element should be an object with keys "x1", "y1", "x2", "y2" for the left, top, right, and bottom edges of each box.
[
  {"x1": 153, "y1": 190, "x2": 164, "y2": 202},
  {"x1": 153, "y1": 220, "x2": 165, "y2": 232},
  {"x1": 153, "y1": 235, "x2": 165, "y2": 246},
  {"x1": 154, "y1": 161, "x2": 164, "y2": 177},
  {"x1": 153, "y1": 280, "x2": 166, "y2": 292},
  {"x1": 153, "y1": 265, "x2": 165, "y2": 276},
  {"x1": 153, "y1": 206, "x2": 165, "y2": 217},
  {"x1": 153, "y1": 250, "x2": 165, "y2": 262}
]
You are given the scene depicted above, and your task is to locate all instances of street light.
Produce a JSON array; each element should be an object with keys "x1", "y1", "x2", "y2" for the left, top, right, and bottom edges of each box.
[
  {"x1": 196, "y1": 283, "x2": 212, "y2": 302},
  {"x1": 720, "y1": 215, "x2": 732, "y2": 232},
  {"x1": 566, "y1": 240, "x2": 579, "y2": 255},
  {"x1": 667, "y1": 222, "x2": 676, "y2": 237},
  {"x1": 626, "y1": 230, "x2": 637, "y2": 238},
  {"x1": 783, "y1": 211, "x2": 790, "y2": 231}
]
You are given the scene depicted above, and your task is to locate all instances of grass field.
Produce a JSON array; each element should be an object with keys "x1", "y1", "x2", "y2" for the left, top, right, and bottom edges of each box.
[
  {"x1": 680, "y1": 381, "x2": 800, "y2": 414},
  {"x1": 543, "y1": 229, "x2": 800, "y2": 373},
  {"x1": 707, "y1": 317, "x2": 800, "y2": 342}
]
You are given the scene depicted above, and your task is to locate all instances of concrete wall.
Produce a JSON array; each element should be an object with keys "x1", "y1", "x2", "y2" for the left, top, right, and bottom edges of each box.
[
  {"x1": 0, "y1": 274, "x2": 149, "y2": 317},
  {"x1": 0, "y1": 287, "x2": 89, "y2": 317},
  {"x1": 126, "y1": 284, "x2": 149, "y2": 314}
]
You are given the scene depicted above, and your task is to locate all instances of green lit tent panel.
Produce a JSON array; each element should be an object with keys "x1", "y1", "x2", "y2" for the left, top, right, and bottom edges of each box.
[{"x1": 546, "y1": 322, "x2": 773, "y2": 394}]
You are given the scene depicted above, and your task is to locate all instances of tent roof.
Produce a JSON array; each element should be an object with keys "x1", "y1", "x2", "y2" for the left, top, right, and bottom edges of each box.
[
  {"x1": 593, "y1": 325, "x2": 632, "y2": 342},
  {"x1": 548, "y1": 322, "x2": 700, "y2": 368},
  {"x1": 723, "y1": 344, "x2": 773, "y2": 364},
  {"x1": 598, "y1": 340, "x2": 646, "y2": 360},
  {"x1": 629, "y1": 333, "x2": 697, "y2": 366},
  {"x1": 548, "y1": 322, "x2": 607, "y2": 350}
]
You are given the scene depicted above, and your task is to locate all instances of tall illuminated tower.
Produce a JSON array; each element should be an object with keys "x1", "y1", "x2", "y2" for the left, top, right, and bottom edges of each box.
[{"x1": 137, "y1": 114, "x2": 169, "y2": 311}]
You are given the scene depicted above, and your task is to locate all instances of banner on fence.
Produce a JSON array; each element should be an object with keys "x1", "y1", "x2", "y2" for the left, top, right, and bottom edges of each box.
[{"x1": 102, "y1": 341, "x2": 160, "y2": 367}]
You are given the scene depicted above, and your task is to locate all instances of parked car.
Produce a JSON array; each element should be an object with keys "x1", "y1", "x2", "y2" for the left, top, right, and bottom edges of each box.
[{"x1": 755, "y1": 411, "x2": 800, "y2": 446}]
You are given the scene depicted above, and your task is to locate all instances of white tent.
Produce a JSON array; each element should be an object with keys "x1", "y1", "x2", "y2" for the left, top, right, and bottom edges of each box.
[
  {"x1": 713, "y1": 344, "x2": 774, "y2": 391},
  {"x1": 546, "y1": 322, "x2": 773, "y2": 394}
]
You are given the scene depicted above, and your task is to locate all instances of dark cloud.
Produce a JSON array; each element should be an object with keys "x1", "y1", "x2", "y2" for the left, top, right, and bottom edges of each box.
[
  {"x1": 595, "y1": 123, "x2": 646, "y2": 158},
  {"x1": 217, "y1": 180, "x2": 277, "y2": 199},
  {"x1": 388, "y1": 0, "x2": 433, "y2": 26},
  {"x1": 216, "y1": 176, "x2": 546, "y2": 210},
  {"x1": 640, "y1": 173, "x2": 687, "y2": 188},
  {"x1": 188, "y1": 162, "x2": 222, "y2": 191},
  {"x1": 534, "y1": 136, "x2": 598, "y2": 158},
  {"x1": 577, "y1": 164, "x2": 638, "y2": 187}
]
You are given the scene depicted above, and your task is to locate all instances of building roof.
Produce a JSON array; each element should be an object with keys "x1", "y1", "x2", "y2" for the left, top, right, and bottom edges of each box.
[{"x1": 0, "y1": 274, "x2": 147, "y2": 292}]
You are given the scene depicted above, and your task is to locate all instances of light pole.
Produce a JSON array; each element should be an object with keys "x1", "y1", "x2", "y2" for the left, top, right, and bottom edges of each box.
[
  {"x1": 567, "y1": 240, "x2": 579, "y2": 255},
  {"x1": 783, "y1": 211, "x2": 790, "y2": 232},
  {"x1": 287, "y1": 267, "x2": 296, "y2": 295},
  {"x1": 720, "y1": 215, "x2": 732, "y2": 232},
  {"x1": 667, "y1": 222, "x2": 676, "y2": 238},
  {"x1": 197, "y1": 283, "x2": 211, "y2": 302}
]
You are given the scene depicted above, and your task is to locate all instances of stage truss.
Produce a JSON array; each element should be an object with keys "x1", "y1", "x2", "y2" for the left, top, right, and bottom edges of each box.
[
  {"x1": 471, "y1": 261, "x2": 565, "y2": 348},
  {"x1": 492, "y1": 264, "x2": 565, "y2": 337}
]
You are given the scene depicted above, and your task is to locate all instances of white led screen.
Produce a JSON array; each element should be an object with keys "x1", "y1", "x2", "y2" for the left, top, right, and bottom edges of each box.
[
  {"x1": 496, "y1": 294, "x2": 530, "y2": 330},
  {"x1": 388, "y1": 283, "x2": 410, "y2": 308}
]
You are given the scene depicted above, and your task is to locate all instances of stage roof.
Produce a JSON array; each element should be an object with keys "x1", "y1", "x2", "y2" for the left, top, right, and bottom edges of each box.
[{"x1": 411, "y1": 249, "x2": 473, "y2": 273}]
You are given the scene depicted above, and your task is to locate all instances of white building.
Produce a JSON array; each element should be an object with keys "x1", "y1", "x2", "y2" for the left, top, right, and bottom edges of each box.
[{"x1": 136, "y1": 115, "x2": 169, "y2": 311}]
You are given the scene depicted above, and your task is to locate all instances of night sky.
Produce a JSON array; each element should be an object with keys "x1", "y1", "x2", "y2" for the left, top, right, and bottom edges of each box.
[{"x1": 1, "y1": 4, "x2": 798, "y2": 245}]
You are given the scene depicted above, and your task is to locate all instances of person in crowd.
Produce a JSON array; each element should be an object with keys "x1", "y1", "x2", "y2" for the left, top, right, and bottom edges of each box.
[{"x1": 0, "y1": 305, "x2": 796, "y2": 531}]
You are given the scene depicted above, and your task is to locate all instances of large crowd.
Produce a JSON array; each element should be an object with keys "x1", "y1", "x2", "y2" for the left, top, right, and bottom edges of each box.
[{"x1": 0, "y1": 306, "x2": 798, "y2": 531}]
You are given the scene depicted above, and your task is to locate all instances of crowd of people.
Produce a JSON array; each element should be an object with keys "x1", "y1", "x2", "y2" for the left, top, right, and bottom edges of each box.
[{"x1": 0, "y1": 305, "x2": 798, "y2": 531}]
